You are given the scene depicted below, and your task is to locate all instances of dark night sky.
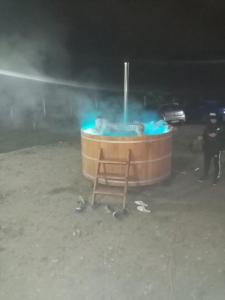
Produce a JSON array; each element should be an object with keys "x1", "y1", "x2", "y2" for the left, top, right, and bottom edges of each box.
[
  {"x1": 1, "y1": 0, "x2": 225, "y2": 95},
  {"x1": 1, "y1": 0, "x2": 225, "y2": 59},
  {"x1": 55, "y1": 0, "x2": 225, "y2": 60}
]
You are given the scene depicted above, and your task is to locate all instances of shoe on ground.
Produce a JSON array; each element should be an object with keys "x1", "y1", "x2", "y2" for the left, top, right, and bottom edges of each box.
[
  {"x1": 75, "y1": 205, "x2": 85, "y2": 213},
  {"x1": 112, "y1": 210, "x2": 123, "y2": 219},
  {"x1": 134, "y1": 200, "x2": 148, "y2": 207},
  {"x1": 136, "y1": 205, "x2": 151, "y2": 213},
  {"x1": 104, "y1": 205, "x2": 113, "y2": 214}
]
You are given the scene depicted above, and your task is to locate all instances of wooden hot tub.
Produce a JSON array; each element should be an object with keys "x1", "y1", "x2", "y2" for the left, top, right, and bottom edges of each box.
[{"x1": 81, "y1": 130, "x2": 173, "y2": 186}]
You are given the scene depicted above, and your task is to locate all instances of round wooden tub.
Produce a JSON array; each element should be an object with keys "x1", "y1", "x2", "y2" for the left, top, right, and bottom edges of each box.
[{"x1": 81, "y1": 130, "x2": 173, "y2": 186}]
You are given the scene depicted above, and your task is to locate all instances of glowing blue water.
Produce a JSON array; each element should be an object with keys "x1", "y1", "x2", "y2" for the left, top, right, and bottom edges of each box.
[
  {"x1": 81, "y1": 118, "x2": 96, "y2": 131},
  {"x1": 81, "y1": 120, "x2": 170, "y2": 137},
  {"x1": 144, "y1": 121, "x2": 169, "y2": 135}
]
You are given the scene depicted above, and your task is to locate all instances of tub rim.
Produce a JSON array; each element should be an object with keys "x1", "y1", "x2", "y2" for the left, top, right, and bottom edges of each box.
[{"x1": 81, "y1": 127, "x2": 174, "y2": 143}]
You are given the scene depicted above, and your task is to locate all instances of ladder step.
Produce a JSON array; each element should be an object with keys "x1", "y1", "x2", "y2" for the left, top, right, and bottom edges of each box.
[
  {"x1": 91, "y1": 148, "x2": 130, "y2": 209},
  {"x1": 98, "y1": 173, "x2": 127, "y2": 181},
  {"x1": 94, "y1": 191, "x2": 124, "y2": 197},
  {"x1": 94, "y1": 185, "x2": 124, "y2": 197},
  {"x1": 99, "y1": 159, "x2": 128, "y2": 165}
]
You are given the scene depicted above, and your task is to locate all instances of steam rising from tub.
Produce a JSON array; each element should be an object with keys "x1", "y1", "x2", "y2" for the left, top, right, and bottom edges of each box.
[
  {"x1": 81, "y1": 61, "x2": 171, "y2": 137},
  {"x1": 0, "y1": 35, "x2": 169, "y2": 136},
  {"x1": 0, "y1": 34, "x2": 117, "y2": 129},
  {"x1": 0, "y1": 34, "x2": 72, "y2": 128},
  {"x1": 82, "y1": 117, "x2": 170, "y2": 137},
  {"x1": 81, "y1": 98, "x2": 171, "y2": 137}
]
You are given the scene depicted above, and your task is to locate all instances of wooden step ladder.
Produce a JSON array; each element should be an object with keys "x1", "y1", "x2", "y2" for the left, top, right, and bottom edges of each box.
[{"x1": 91, "y1": 148, "x2": 131, "y2": 209}]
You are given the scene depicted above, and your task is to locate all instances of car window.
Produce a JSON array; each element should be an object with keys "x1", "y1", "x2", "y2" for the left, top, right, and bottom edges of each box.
[{"x1": 162, "y1": 104, "x2": 180, "y2": 111}]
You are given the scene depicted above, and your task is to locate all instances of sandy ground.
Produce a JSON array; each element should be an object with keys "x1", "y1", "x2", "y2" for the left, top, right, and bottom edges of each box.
[{"x1": 1, "y1": 125, "x2": 225, "y2": 300}]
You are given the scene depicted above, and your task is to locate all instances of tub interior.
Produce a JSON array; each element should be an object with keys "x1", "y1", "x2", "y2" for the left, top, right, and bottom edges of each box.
[{"x1": 82, "y1": 120, "x2": 170, "y2": 137}]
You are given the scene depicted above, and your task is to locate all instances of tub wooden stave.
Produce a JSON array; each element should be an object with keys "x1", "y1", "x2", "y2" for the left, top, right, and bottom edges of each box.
[{"x1": 81, "y1": 131, "x2": 172, "y2": 186}]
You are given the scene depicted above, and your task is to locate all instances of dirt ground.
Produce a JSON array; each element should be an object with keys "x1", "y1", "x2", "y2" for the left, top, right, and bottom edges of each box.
[{"x1": 1, "y1": 125, "x2": 225, "y2": 300}]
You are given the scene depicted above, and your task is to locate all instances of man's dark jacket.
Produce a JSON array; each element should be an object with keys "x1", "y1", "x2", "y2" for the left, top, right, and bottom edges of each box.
[{"x1": 203, "y1": 121, "x2": 224, "y2": 154}]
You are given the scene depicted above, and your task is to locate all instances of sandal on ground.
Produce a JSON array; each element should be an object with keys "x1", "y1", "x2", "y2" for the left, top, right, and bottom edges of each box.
[
  {"x1": 136, "y1": 205, "x2": 151, "y2": 213},
  {"x1": 134, "y1": 200, "x2": 148, "y2": 207}
]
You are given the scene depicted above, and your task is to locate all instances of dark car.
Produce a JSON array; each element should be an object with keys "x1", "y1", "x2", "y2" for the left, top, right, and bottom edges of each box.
[{"x1": 159, "y1": 103, "x2": 186, "y2": 124}]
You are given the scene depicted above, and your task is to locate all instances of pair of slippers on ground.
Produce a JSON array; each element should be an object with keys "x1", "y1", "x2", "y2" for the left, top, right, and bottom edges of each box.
[
  {"x1": 105, "y1": 201, "x2": 151, "y2": 216},
  {"x1": 134, "y1": 200, "x2": 151, "y2": 213}
]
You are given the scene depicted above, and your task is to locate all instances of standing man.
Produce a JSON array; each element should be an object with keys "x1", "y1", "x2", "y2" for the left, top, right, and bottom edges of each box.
[{"x1": 199, "y1": 112, "x2": 223, "y2": 185}]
